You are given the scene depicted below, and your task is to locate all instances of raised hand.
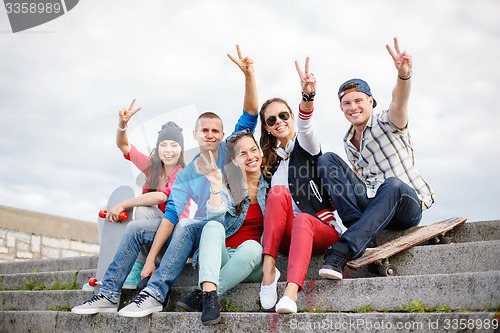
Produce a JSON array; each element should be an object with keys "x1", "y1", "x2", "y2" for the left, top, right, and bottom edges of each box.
[
  {"x1": 295, "y1": 57, "x2": 316, "y2": 94},
  {"x1": 386, "y1": 37, "x2": 412, "y2": 79},
  {"x1": 198, "y1": 151, "x2": 223, "y2": 187},
  {"x1": 227, "y1": 44, "x2": 255, "y2": 77},
  {"x1": 118, "y1": 98, "x2": 141, "y2": 128}
]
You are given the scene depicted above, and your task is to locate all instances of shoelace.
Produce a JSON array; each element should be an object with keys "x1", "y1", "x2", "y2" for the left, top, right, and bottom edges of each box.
[
  {"x1": 132, "y1": 292, "x2": 150, "y2": 306},
  {"x1": 202, "y1": 293, "x2": 216, "y2": 309},
  {"x1": 324, "y1": 248, "x2": 346, "y2": 267},
  {"x1": 84, "y1": 294, "x2": 106, "y2": 305}
]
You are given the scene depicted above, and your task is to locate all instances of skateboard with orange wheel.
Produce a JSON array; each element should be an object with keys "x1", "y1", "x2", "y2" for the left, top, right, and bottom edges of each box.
[{"x1": 82, "y1": 186, "x2": 135, "y2": 292}]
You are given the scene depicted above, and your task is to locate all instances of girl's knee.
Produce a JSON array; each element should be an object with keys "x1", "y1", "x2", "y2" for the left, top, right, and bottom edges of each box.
[
  {"x1": 239, "y1": 240, "x2": 263, "y2": 263},
  {"x1": 292, "y1": 214, "x2": 314, "y2": 229},
  {"x1": 203, "y1": 220, "x2": 224, "y2": 233},
  {"x1": 124, "y1": 219, "x2": 144, "y2": 234}
]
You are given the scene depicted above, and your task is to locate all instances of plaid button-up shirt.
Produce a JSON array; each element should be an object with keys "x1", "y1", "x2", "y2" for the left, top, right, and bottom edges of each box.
[{"x1": 344, "y1": 109, "x2": 435, "y2": 210}]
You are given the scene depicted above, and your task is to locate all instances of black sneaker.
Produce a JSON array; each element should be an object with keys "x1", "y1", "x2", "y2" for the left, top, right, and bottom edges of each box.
[
  {"x1": 177, "y1": 289, "x2": 203, "y2": 312},
  {"x1": 201, "y1": 291, "x2": 221, "y2": 326},
  {"x1": 318, "y1": 242, "x2": 352, "y2": 280}
]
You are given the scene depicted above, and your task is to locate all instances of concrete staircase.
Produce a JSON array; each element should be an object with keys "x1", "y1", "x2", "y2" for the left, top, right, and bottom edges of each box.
[{"x1": 1, "y1": 219, "x2": 499, "y2": 332}]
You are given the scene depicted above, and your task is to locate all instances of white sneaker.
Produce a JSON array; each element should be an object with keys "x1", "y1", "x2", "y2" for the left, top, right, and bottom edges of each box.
[
  {"x1": 259, "y1": 268, "x2": 281, "y2": 310},
  {"x1": 71, "y1": 294, "x2": 117, "y2": 314},
  {"x1": 275, "y1": 296, "x2": 297, "y2": 314},
  {"x1": 118, "y1": 291, "x2": 163, "y2": 317}
]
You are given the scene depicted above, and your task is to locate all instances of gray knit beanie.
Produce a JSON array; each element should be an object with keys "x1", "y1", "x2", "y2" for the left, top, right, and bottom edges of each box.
[{"x1": 156, "y1": 121, "x2": 184, "y2": 149}]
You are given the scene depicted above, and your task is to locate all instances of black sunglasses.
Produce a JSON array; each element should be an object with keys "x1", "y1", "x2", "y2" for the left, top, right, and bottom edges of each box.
[
  {"x1": 226, "y1": 128, "x2": 251, "y2": 143},
  {"x1": 265, "y1": 111, "x2": 290, "y2": 127}
]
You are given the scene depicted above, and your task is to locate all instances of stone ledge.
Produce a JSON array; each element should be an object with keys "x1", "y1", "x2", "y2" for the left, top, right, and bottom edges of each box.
[
  {"x1": 0, "y1": 311, "x2": 498, "y2": 333},
  {"x1": 0, "y1": 205, "x2": 98, "y2": 243}
]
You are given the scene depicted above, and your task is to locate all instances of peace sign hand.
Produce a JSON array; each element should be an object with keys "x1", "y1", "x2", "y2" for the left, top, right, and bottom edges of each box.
[
  {"x1": 118, "y1": 98, "x2": 141, "y2": 128},
  {"x1": 227, "y1": 44, "x2": 255, "y2": 77},
  {"x1": 295, "y1": 57, "x2": 316, "y2": 94},
  {"x1": 386, "y1": 37, "x2": 412, "y2": 79},
  {"x1": 198, "y1": 151, "x2": 223, "y2": 187}
]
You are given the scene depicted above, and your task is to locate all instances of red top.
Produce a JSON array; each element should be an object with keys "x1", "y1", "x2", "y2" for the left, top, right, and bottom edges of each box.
[
  {"x1": 225, "y1": 203, "x2": 263, "y2": 248},
  {"x1": 124, "y1": 144, "x2": 189, "y2": 217}
]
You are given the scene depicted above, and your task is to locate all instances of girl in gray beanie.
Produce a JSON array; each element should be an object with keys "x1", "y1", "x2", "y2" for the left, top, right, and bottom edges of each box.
[{"x1": 110, "y1": 99, "x2": 189, "y2": 289}]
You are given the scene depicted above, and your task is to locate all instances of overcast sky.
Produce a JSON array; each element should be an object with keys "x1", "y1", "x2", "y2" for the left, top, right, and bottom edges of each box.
[{"x1": 1, "y1": 0, "x2": 499, "y2": 226}]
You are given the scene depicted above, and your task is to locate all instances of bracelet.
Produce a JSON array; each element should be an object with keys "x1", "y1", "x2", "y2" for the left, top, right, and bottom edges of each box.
[
  {"x1": 398, "y1": 71, "x2": 412, "y2": 81},
  {"x1": 118, "y1": 124, "x2": 127, "y2": 132},
  {"x1": 210, "y1": 186, "x2": 222, "y2": 194},
  {"x1": 302, "y1": 91, "x2": 316, "y2": 102}
]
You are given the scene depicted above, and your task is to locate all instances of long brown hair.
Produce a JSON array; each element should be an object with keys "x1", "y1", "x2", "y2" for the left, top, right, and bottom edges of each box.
[
  {"x1": 259, "y1": 97, "x2": 293, "y2": 176},
  {"x1": 144, "y1": 145, "x2": 185, "y2": 192},
  {"x1": 224, "y1": 131, "x2": 260, "y2": 214}
]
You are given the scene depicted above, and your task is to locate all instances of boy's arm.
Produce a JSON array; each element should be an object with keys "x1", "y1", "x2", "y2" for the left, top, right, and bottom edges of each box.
[
  {"x1": 141, "y1": 218, "x2": 174, "y2": 278},
  {"x1": 386, "y1": 37, "x2": 412, "y2": 129}
]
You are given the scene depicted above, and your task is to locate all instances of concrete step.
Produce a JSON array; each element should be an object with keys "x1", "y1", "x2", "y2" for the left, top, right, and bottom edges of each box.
[
  {"x1": 2, "y1": 271, "x2": 498, "y2": 312},
  {"x1": 0, "y1": 269, "x2": 95, "y2": 291},
  {"x1": 1, "y1": 311, "x2": 498, "y2": 333},
  {"x1": 1, "y1": 220, "x2": 497, "y2": 276},
  {"x1": 2, "y1": 239, "x2": 498, "y2": 291},
  {"x1": 0, "y1": 256, "x2": 97, "y2": 274},
  {"x1": 374, "y1": 219, "x2": 500, "y2": 245}
]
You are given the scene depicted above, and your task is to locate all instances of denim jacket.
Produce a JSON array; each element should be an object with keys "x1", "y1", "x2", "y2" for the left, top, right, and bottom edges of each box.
[{"x1": 191, "y1": 174, "x2": 270, "y2": 268}]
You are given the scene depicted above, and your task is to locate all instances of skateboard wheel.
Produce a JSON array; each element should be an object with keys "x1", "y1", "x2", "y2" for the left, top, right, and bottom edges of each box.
[
  {"x1": 118, "y1": 211, "x2": 128, "y2": 221},
  {"x1": 378, "y1": 262, "x2": 397, "y2": 276},
  {"x1": 98, "y1": 210, "x2": 107, "y2": 218},
  {"x1": 439, "y1": 236, "x2": 455, "y2": 244},
  {"x1": 88, "y1": 277, "x2": 98, "y2": 287}
]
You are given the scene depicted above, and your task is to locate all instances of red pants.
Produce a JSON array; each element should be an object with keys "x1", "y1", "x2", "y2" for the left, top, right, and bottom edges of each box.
[{"x1": 262, "y1": 185, "x2": 340, "y2": 289}]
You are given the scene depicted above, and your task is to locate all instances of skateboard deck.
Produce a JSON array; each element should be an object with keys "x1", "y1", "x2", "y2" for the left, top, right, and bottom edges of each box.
[
  {"x1": 347, "y1": 217, "x2": 467, "y2": 276},
  {"x1": 94, "y1": 186, "x2": 135, "y2": 287}
]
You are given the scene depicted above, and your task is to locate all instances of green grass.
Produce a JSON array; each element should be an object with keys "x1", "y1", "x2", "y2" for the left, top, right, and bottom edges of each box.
[
  {"x1": 298, "y1": 307, "x2": 327, "y2": 313},
  {"x1": 47, "y1": 305, "x2": 72, "y2": 312},
  {"x1": 356, "y1": 304, "x2": 378, "y2": 313},
  {"x1": 221, "y1": 298, "x2": 244, "y2": 312},
  {"x1": 397, "y1": 299, "x2": 452, "y2": 313},
  {"x1": 21, "y1": 271, "x2": 80, "y2": 291}
]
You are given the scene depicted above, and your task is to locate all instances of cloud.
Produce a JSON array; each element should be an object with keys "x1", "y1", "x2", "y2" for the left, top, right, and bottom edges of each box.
[{"x1": 1, "y1": 0, "x2": 499, "y2": 224}]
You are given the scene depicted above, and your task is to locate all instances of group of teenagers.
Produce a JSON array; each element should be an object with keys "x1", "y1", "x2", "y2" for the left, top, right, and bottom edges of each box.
[{"x1": 72, "y1": 38, "x2": 434, "y2": 326}]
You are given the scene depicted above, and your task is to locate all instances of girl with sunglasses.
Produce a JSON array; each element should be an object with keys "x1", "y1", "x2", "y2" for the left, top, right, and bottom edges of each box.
[
  {"x1": 177, "y1": 129, "x2": 269, "y2": 325},
  {"x1": 258, "y1": 58, "x2": 342, "y2": 314}
]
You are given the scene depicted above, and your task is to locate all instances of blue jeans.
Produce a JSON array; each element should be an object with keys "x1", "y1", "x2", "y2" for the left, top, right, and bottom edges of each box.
[
  {"x1": 134, "y1": 206, "x2": 165, "y2": 265},
  {"x1": 99, "y1": 217, "x2": 168, "y2": 303},
  {"x1": 317, "y1": 152, "x2": 422, "y2": 259},
  {"x1": 143, "y1": 218, "x2": 208, "y2": 303}
]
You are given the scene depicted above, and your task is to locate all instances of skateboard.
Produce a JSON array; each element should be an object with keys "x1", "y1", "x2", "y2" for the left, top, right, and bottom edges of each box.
[
  {"x1": 83, "y1": 186, "x2": 135, "y2": 291},
  {"x1": 347, "y1": 217, "x2": 467, "y2": 276}
]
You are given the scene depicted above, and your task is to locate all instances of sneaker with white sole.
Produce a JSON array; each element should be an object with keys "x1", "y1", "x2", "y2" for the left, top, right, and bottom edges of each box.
[
  {"x1": 259, "y1": 267, "x2": 281, "y2": 310},
  {"x1": 71, "y1": 293, "x2": 117, "y2": 314},
  {"x1": 275, "y1": 296, "x2": 297, "y2": 314},
  {"x1": 118, "y1": 290, "x2": 163, "y2": 317},
  {"x1": 122, "y1": 261, "x2": 144, "y2": 289},
  {"x1": 318, "y1": 242, "x2": 352, "y2": 280}
]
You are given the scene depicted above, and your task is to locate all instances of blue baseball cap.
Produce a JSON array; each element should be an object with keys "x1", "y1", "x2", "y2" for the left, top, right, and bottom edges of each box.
[{"x1": 338, "y1": 78, "x2": 377, "y2": 108}]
